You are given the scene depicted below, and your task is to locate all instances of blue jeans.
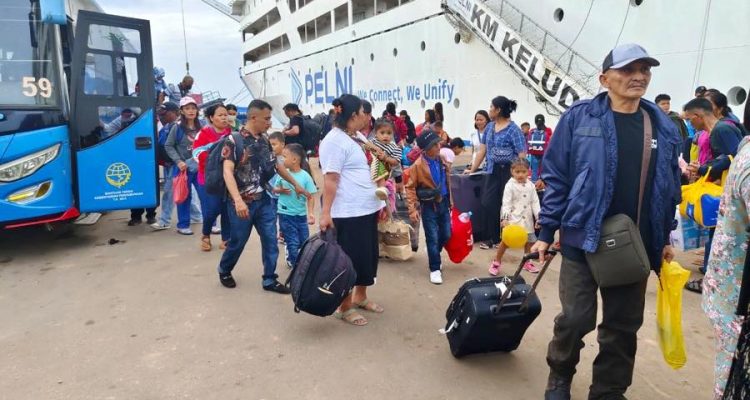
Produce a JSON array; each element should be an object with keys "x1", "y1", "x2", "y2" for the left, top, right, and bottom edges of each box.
[
  {"x1": 421, "y1": 199, "x2": 452, "y2": 272},
  {"x1": 176, "y1": 170, "x2": 203, "y2": 229},
  {"x1": 702, "y1": 227, "x2": 715, "y2": 274},
  {"x1": 218, "y1": 194, "x2": 279, "y2": 286},
  {"x1": 278, "y1": 214, "x2": 309, "y2": 267},
  {"x1": 158, "y1": 165, "x2": 202, "y2": 226},
  {"x1": 196, "y1": 183, "x2": 230, "y2": 241},
  {"x1": 529, "y1": 154, "x2": 542, "y2": 181}
]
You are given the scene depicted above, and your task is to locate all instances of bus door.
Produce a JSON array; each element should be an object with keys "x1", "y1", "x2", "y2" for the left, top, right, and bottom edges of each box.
[{"x1": 69, "y1": 11, "x2": 156, "y2": 212}]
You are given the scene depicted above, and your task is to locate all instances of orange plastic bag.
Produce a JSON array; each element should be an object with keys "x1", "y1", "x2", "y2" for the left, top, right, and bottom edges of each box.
[{"x1": 173, "y1": 170, "x2": 188, "y2": 204}]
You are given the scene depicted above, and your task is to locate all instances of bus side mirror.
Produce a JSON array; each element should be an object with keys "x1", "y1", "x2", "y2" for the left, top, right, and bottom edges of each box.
[{"x1": 40, "y1": 0, "x2": 67, "y2": 25}]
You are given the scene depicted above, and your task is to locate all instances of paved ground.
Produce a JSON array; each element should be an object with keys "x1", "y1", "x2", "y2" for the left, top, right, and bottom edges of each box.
[{"x1": 0, "y1": 159, "x2": 717, "y2": 399}]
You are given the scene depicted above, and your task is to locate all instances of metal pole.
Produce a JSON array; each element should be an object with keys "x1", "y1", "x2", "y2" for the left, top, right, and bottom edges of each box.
[{"x1": 181, "y1": 0, "x2": 190, "y2": 75}]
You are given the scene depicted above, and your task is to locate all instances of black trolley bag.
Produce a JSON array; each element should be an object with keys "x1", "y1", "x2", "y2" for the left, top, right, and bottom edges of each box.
[
  {"x1": 443, "y1": 250, "x2": 558, "y2": 357},
  {"x1": 286, "y1": 229, "x2": 357, "y2": 317}
]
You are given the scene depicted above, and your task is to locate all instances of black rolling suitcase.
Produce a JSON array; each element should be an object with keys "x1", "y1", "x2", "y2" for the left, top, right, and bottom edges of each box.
[{"x1": 443, "y1": 250, "x2": 558, "y2": 358}]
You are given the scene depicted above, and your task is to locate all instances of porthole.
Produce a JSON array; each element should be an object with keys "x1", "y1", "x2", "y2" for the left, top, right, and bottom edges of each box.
[
  {"x1": 321, "y1": 65, "x2": 324, "y2": 71},
  {"x1": 370, "y1": 53, "x2": 374, "y2": 61},
  {"x1": 335, "y1": 62, "x2": 339, "y2": 68},
  {"x1": 454, "y1": 33, "x2": 461, "y2": 44},
  {"x1": 728, "y1": 86, "x2": 748, "y2": 106},
  {"x1": 308, "y1": 68, "x2": 311, "y2": 74},
  {"x1": 393, "y1": 48, "x2": 398, "y2": 57},
  {"x1": 420, "y1": 41, "x2": 426, "y2": 51},
  {"x1": 453, "y1": 98, "x2": 460, "y2": 109},
  {"x1": 630, "y1": 0, "x2": 644, "y2": 6},
  {"x1": 553, "y1": 8, "x2": 564, "y2": 22},
  {"x1": 420, "y1": 99, "x2": 426, "y2": 108},
  {"x1": 297, "y1": 70, "x2": 300, "y2": 76},
  {"x1": 351, "y1": 57, "x2": 355, "y2": 65}
]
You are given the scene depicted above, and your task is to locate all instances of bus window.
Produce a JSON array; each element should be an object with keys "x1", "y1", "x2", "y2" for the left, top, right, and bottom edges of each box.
[
  {"x1": 83, "y1": 53, "x2": 113, "y2": 95},
  {"x1": 115, "y1": 56, "x2": 139, "y2": 97},
  {"x1": 88, "y1": 25, "x2": 141, "y2": 54},
  {"x1": 80, "y1": 106, "x2": 142, "y2": 148}
]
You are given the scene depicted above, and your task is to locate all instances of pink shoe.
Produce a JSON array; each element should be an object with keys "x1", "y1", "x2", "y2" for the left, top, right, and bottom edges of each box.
[
  {"x1": 523, "y1": 261, "x2": 540, "y2": 274},
  {"x1": 488, "y1": 261, "x2": 501, "y2": 276}
]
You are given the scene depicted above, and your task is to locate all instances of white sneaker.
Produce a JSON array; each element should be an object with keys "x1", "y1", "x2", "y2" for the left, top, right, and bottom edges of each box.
[
  {"x1": 430, "y1": 270, "x2": 443, "y2": 285},
  {"x1": 177, "y1": 228, "x2": 194, "y2": 235},
  {"x1": 211, "y1": 226, "x2": 221, "y2": 235},
  {"x1": 150, "y1": 222, "x2": 170, "y2": 231}
]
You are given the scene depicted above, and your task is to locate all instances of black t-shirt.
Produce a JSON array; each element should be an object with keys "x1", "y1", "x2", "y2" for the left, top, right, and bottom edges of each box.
[
  {"x1": 286, "y1": 115, "x2": 304, "y2": 145},
  {"x1": 563, "y1": 109, "x2": 657, "y2": 266}
]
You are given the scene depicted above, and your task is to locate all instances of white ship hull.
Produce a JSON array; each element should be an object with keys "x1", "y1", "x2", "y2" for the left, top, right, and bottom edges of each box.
[{"x1": 238, "y1": 0, "x2": 750, "y2": 135}]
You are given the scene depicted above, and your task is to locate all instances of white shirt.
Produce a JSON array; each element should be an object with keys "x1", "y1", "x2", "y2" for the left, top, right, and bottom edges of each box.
[
  {"x1": 469, "y1": 129, "x2": 485, "y2": 167},
  {"x1": 319, "y1": 127, "x2": 384, "y2": 218}
]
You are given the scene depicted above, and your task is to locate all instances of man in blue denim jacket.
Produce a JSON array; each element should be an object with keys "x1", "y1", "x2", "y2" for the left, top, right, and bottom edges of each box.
[{"x1": 531, "y1": 44, "x2": 682, "y2": 400}]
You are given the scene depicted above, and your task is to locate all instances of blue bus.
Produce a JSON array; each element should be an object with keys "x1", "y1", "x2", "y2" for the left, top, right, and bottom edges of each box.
[{"x1": 0, "y1": 0, "x2": 157, "y2": 229}]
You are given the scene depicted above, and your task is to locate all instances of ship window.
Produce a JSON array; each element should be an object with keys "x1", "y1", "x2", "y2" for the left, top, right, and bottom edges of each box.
[
  {"x1": 728, "y1": 86, "x2": 748, "y2": 106},
  {"x1": 393, "y1": 48, "x2": 398, "y2": 57},
  {"x1": 351, "y1": 58, "x2": 355, "y2": 65},
  {"x1": 630, "y1": 0, "x2": 644, "y2": 6},
  {"x1": 376, "y1": 0, "x2": 400, "y2": 14},
  {"x1": 299, "y1": 0, "x2": 314, "y2": 11},
  {"x1": 242, "y1": 8, "x2": 281, "y2": 39},
  {"x1": 420, "y1": 41, "x2": 426, "y2": 51},
  {"x1": 288, "y1": 0, "x2": 296, "y2": 13},
  {"x1": 453, "y1": 98, "x2": 460, "y2": 109},
  {"x1": 244, "y1": 34, "x2": 290, "y2": 62},
  {"x1": 334, "y1": 4, "x2": 349, "y2": 31},
  {"x1": 352, "y1": 0, "x2": 375, "y2": 24},
  {"x1": 370, "y1": 53, "x2": 374, "y2": 61},
  {"x1": 298, "y1": 11, "x2": 332, "y2": 43},
  {"x1": 420, "y1": 100, "x2": 426, "y2": 108},
  {"x1": 553, "y1": 8, "x2": 564, "y2": 22},
  {"x1": 454, "y1": 33, "x2": 461, "y2": 44}
]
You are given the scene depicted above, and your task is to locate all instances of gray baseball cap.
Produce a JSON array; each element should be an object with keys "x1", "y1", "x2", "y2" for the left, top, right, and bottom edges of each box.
[{"x1": 602, "y1": 43, "x2": 660, "y2": 72}]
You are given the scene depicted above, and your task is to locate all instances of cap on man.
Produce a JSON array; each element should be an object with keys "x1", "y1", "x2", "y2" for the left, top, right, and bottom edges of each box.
[{"x1": 534, "y1": 43, "x2": 682, "y2": 400}]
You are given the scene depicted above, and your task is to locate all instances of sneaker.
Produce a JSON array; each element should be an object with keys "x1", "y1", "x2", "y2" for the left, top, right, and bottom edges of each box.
[
  {"x1": 488, "y1": 261, "x2": 501, "y2": 276},
  {"x1": 263, "y1": 280, "x2": 291, "y2": 294},
  {"x1": 211, "y1": 226, "x2": 221, "y2": 235},
  {"x1": 127, "y1": 219, "x2": 142, "y2": 226},
  {"x1": 375, "y1": 187, "x2": 388, "y2": 200},
  {"x1": 544, "y1": 376, "x2": 571, "y2": 400},
  {"x1": 430, "y1": 270, "x2": 443, "y2": 285},
  {"x1": 177, "y1": 228, "x2": 194, "y2": 235},
  {"x1": 150, "y1": 222, "x2": 170, "y2": 231},
  {"x1": 219, "y1": 273, "x2": 236, "y2": 288},
  {"x1": 523, "y1": 261, "x2": 541, "y2": 274},
  {"x1": 190, "y1": 219, "x2": 203, "y2": 224},
  {"x1": 146, "y1": 217, "x2": 157, "y2": 225}
]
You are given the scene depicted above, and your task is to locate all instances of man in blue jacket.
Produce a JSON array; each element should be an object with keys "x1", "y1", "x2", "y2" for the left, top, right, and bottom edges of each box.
[{"x1": 532, "y1": 44, "x2": 682, "y2": 400}]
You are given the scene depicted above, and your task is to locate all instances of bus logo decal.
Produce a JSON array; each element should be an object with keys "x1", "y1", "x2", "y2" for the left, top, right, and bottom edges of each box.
[{"x1": 105, "y1": 162, "x2": 132, "y2": 188}]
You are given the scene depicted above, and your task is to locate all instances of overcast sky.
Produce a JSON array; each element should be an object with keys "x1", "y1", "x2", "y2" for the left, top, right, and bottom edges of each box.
[{"x1": 101, "y1": 0, "x2": 249, "y2": 106}]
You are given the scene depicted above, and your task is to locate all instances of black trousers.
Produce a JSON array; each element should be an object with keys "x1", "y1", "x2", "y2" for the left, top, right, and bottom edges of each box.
[
  {"x1": 546, "y1": 256, "x2": 647, "y2": 399},
  {"x1": 480, "y1": 163, "x2": 511, "y2": 244},
  {"x1": 130, "y1": 208, "x2": 156, "y2": 221}
]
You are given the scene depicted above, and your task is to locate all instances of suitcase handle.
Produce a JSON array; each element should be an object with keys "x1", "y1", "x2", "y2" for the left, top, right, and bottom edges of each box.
[{"x1": 492, "y1": 250, "x2": 558, "y2": 314}]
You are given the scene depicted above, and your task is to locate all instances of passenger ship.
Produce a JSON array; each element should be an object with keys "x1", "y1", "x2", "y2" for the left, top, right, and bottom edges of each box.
[{"x1": 230, "y1": 0, "x2": 750, "y2": 136}]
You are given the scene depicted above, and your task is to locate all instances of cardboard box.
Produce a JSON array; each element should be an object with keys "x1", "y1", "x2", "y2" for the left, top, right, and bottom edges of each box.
[{"x1": 671, "y1": 207, "x2": 702, "y2": 251}]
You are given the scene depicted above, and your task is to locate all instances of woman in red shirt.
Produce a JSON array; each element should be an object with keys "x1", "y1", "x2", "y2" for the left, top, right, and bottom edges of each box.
[{"x1": 193, "y1": 104, "x2": 231, "y2": 251}]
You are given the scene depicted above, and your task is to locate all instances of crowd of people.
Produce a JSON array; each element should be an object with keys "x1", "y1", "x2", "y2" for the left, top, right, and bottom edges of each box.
[{"x1": 132, "y1": 43, "x2": 750, "y2": 399}]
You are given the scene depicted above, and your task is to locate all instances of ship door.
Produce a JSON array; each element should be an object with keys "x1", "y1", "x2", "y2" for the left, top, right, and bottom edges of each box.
[{"x1": 69, "y1": 11, "x2": 156, "y2": 212}]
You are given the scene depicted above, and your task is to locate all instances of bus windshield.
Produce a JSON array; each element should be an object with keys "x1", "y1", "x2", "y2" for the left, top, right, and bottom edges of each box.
[{"x1": 0, "y1": 0, "x2": 61, "y2": 108}]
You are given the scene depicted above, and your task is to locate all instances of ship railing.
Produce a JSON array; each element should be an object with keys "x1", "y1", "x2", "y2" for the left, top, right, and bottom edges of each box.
[
  {"x1": 442, "y1": 0, "x2": 600, "y2": 113},
  {"x1": 483, "y1": 0, "x2": 600, "y2": 93}
]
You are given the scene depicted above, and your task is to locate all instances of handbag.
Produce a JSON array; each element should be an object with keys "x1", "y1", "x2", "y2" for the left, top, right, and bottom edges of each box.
[{"x1": 585, "y1": 109, "x2": 653, "y2": 288}]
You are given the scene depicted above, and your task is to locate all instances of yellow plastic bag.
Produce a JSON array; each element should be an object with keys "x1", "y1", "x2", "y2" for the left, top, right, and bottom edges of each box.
[
  {"x1": 679, "y1": 168, "x2": 723, "y2": 227},
  {"x1": 656, "y1": 261, "x2": 691, "y2": 369}
]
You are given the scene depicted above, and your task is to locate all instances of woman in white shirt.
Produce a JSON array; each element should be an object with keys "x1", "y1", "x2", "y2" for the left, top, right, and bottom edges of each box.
[
  {"x1": 319, "y1": 94, "x2": 386, "y2": 326},
  {"x1": 469, "y1": 110, "x2": 490, "y2": 168}
]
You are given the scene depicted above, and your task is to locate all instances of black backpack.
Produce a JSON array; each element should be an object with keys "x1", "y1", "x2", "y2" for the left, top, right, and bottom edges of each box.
[
  {"x1": 156, "y1": 123, "x2": 182, "y2": 166},
  {"x1": 204, "y1": 133, "x2": 243, "y2": 195},
  {"x1": 301, "y1": 115, "x2": 322, "y2": 154},
  {"x1": 286, "y1": 230, "x2": 357, "y2": 317}
]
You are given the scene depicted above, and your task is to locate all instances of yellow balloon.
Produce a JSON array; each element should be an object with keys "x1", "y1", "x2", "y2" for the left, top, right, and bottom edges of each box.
[{"x1": 502, "y1": 224, "x2": 528, "y2": 249}]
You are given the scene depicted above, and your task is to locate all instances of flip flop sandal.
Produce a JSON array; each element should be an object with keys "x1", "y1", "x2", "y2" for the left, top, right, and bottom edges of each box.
[
  {"x1": 219, "y1": 240, "x2": 228, "y2": 250},
  {"x1": 333, "y1": 309, "x2": 368, "y2": 326},
  {"x1": 200, "y1": 236, "x2": 212, "y2": 252},
  {"x1": 355, "y1": 299, "x2": 384, "y2": 313},
  {"x1": 685, "y1": 279, "x2": 703, "y2": 294}
]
